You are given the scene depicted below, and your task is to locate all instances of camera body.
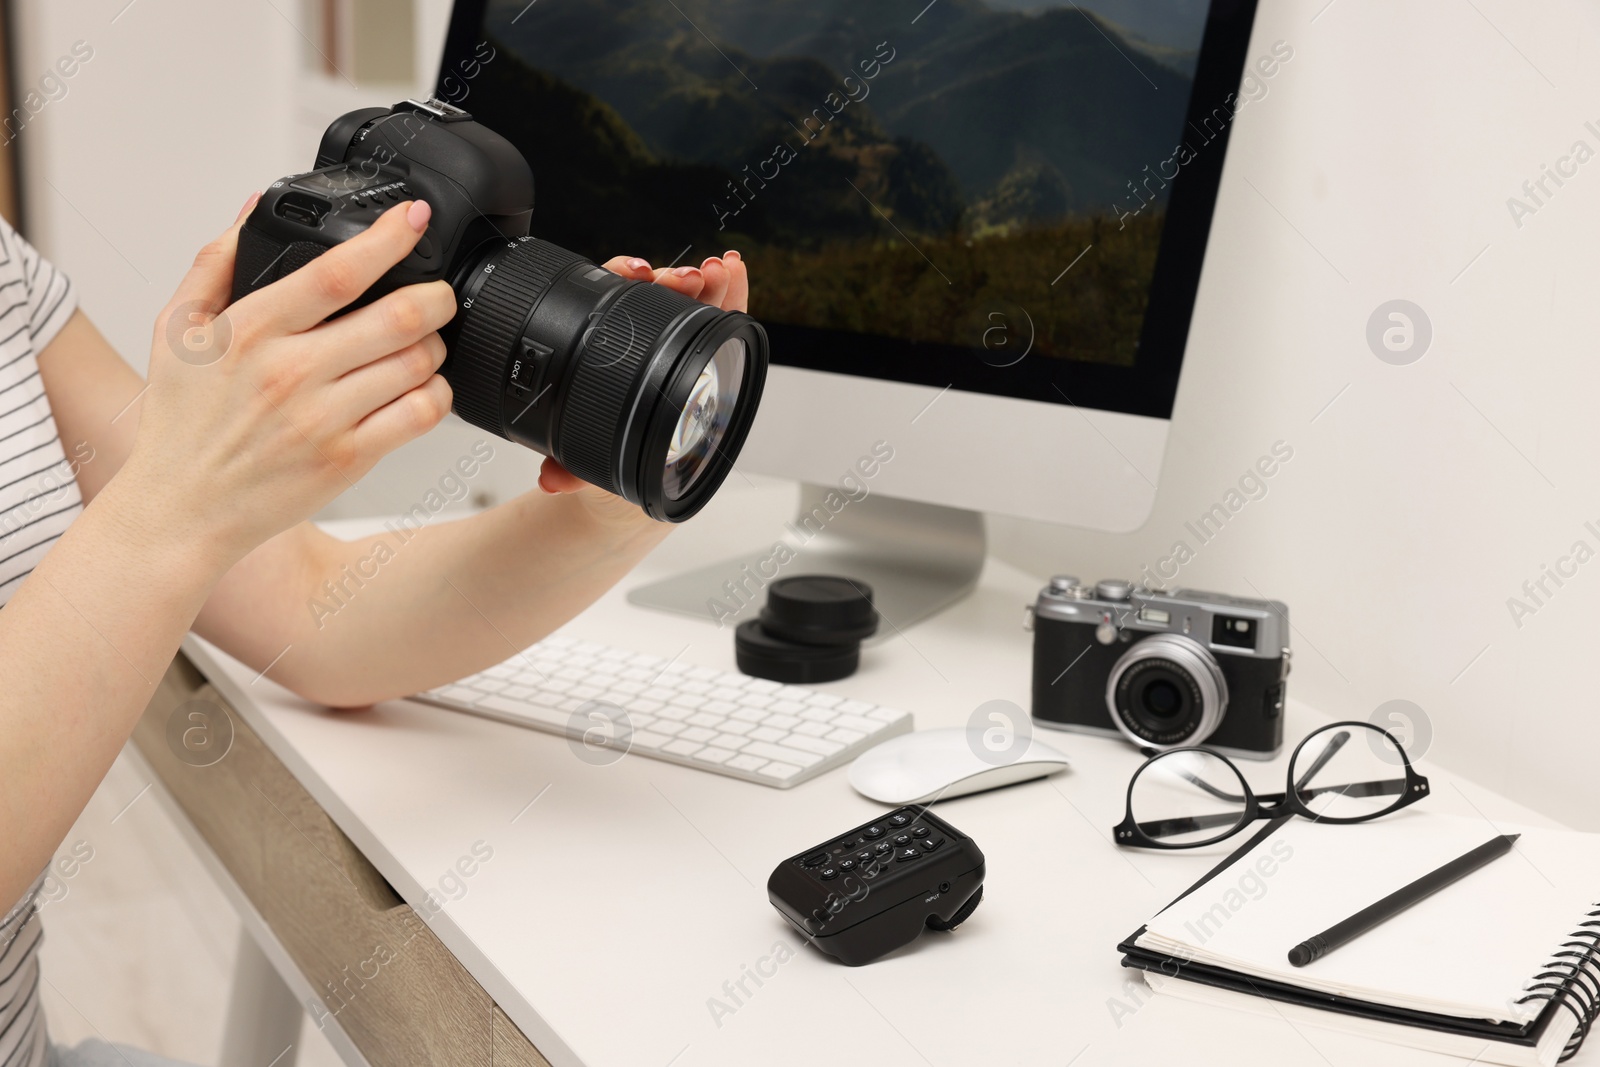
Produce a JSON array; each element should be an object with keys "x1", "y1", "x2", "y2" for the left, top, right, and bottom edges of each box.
[
  {"x1": 231, "y1": 97, "x2": 769, "y2": 523},
  {"x1": 231, "y1": 97, "x2": 529, "y2": 315},
  {"x1": 1029, "y1": 577, "x2": 1290, "y2": 758}
]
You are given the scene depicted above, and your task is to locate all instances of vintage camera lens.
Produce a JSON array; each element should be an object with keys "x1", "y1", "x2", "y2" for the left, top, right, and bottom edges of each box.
[
  {"x1": 1106, "y1": 634, "x2": 1228, "y2": 750},
  {"x1": 445, "y1": 238, "x2": 768, "y2": 522}
]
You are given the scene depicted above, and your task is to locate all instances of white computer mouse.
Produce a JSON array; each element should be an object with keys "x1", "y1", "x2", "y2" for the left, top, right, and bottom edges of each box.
[{"x1": 848, "y1": 727, "x2": 1070, "y2": 804}]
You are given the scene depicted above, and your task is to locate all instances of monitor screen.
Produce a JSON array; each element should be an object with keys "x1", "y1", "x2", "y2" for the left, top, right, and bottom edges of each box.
[{"x1": 437, "y1": 0, "x2": 1259, "y2": 419}]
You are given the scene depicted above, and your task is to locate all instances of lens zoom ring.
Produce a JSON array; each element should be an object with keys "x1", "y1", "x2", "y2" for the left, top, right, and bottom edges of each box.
[
  {"x1": 449, "y1": 239, "x2": 585, "y2": 433},
  {"x1": 556, "y1": 282, "x2": 692, "y2": 495}
]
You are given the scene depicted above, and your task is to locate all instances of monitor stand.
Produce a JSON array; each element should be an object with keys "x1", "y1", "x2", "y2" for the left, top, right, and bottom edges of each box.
[{"x1": 627, "y1": 483, "x2": 986, "y2": 641}]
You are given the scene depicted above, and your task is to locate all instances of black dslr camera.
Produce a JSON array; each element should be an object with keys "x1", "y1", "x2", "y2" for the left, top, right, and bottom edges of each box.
[
  {"x1": 232, "y1": 97, "x2": 768, "y2": 522},
  {"x1": 1028, "y1": 577, "x2": 1291, "y2": 758}
]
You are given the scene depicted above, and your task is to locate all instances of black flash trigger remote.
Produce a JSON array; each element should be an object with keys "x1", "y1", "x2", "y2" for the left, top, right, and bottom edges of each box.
[{"x1": 767, "y1": 808, "x2": 985, "y2": 965}]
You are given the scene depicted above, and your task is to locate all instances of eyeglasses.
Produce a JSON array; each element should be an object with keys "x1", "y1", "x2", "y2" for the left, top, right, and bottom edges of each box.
[{"x1": 1112, "y1": 721, "x2": 1431, "y2": 849}]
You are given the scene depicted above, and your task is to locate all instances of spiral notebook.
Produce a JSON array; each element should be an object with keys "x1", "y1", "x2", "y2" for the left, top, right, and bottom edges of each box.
[{"x1": 1118, "y1": 812, "x2": 1600, "y2": 1066}]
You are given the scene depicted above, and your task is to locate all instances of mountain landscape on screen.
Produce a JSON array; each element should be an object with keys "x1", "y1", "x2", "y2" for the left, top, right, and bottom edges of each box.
[{"x1": 470, "y1": 0, "x2": 1206, "y2": 363}]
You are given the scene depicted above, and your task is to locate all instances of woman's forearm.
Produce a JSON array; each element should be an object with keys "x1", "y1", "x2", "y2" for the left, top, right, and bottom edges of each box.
[
  {"x1": 197, "y1": 488, "x2": 671, "y2": 707},
  {"x1": 0, "y1": 476, "x2": 229, "y2": 908}
]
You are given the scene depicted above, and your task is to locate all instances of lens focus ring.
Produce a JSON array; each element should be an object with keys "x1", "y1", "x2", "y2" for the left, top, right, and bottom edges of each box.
[
  {"x1": 556, "y1": 281, "x2": 697, "y2": 496},
  {"x1": 1106, "y1": 633, "x2": 1228, "y2": 750},
  {"x1": 449, "y1": 239, "x2": 585, "y2": 434}
]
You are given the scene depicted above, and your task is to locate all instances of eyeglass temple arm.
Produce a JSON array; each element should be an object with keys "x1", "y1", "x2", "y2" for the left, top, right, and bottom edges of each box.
[{"x1": 1138, "y1": 777, "x2": 1408, "y2": 840}]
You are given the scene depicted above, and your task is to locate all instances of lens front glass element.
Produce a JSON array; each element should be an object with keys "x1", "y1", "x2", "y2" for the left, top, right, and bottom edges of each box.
[
  {"x1": 1128, "y1": 749, "x2": 1250, "y2": 847},
  {"x1": 664, "y1": 337, "x2": 746, "y2": 501},
  {"x1": 1288, "y1": 723, "x2": 1410, "y2": 821}
]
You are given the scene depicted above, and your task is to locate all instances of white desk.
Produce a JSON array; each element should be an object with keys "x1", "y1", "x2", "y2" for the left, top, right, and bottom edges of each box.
[{"x1": 179, "y1": 481, "x2": 1569, "y2": 1067}]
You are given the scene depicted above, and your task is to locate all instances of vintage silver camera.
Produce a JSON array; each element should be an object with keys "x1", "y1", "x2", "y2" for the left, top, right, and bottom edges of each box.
[{"x1": 1028, "y1": 578, "x2": 1291, "y2": 758}]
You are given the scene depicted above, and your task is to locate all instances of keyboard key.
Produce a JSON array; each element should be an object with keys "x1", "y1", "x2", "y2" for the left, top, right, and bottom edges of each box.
[
  {"x1": 741, "y1": 694, "x2": 775, "y2": 710},
  {"x1": 479, "y1": 696, "x2": 566, "y2": 728},
  {"x1": 771, "y1": 700, "x2": 807, "y2": 715},
  {"x1": 727, "y1": 754, "x2": 768, "y2": 773},
  {"x1": 484, "y1": 665, "x2": 516, "y2": 679},
  {"x1": 703, "y1": 700, "x2": 738, "y2": 716},
  {"x1": 749, "y1": 726, "x2": 786, "y2": 743},
  {"x1": 799, "y1": 708, "x2": 835, "y2": 723},
  {"x1": 765, "y1": 713, "x2": 800, "y2": 730},
  {"x1": 655, "y1": 704, "x2": 691, "y2": 722},
  {"x1": 719, "y1": 720, "x2": 754, "y2": 736},
  {"x1": 439, "y1": 686, "x2": 481, "y2": 703},
  {"x1": 693, "y1": 747, "x2": 736, "y2": 764},
  {"x1": 669, "y1": 694, "x2": 707, "y2": 710},
  {"x1": 687, "y1": 712, "x2": 724, "y2": 728},
  {"x1": 870, "y1": 707, "x2": 910, "y2": 723},
  {"x1": 624, "y1": 698, "x2": 663, "y2": 715},
  {"x1": 826, "y1": 727, "x2": 865, "y2": 745},
  {"x1": 741, "y1": 741, "x2": 823, "y2": 768},
  {"x1": 730, "y1": 708, "x2": 765, "y2": 724},
  {"x1": 663, "y1": 739, "x2": 703, "y2": 757},
  {"x1": 474, "y1": 678, "x2": 508, "y2": 693},
  {"x1": 502, "y1": 685, "x2": 534, "y2": 700},
  {"x1": 805, "y1": 693, "x2": 844, "y2": 708},
  {"x1": 794, "y1": 722, "x2": 831, "y2": 737},
  {"x1": 569, "y1": 685, "x2": 603, "y2": 701},
  {"x1": 631, "y1": 730, "x2": 673, "y2": 750},
  {"x1": 711, "y1": 733, "x2": 749, "y2": 751},
  {"x1": 680, "y1": 726, "x2": 717, "y2": 743},
  {"x1": 681, "y1": 680, "x2": 714, "y2": 695},
  {"x1": 745, "y1": 678, "x2": 782, "y2": 694},
  {"x1": 757, "y1": 761, "x2": 802, "y2": 781},
  {"x1": 784, "y1": 735, "x2": 844, "y2": 757},
  {"x1": 832, "y1": 714, "x2": 880, "y2": 733},
  {"x1": 839, "y1": 700, "x2": 874, "y2": 714},
  {"x1": 653, "y1": 721, "x2": 684, "y2": 736}
]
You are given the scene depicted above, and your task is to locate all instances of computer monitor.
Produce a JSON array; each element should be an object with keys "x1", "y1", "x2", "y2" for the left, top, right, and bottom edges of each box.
[{"x1": 436, "y1": 0, "x2": 1261, "y2": 628}]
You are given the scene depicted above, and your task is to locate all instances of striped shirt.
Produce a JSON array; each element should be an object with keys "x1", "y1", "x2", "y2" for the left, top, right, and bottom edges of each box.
[{"x1": 0, "y1": 213, "x2": 80, "y2": 1067}]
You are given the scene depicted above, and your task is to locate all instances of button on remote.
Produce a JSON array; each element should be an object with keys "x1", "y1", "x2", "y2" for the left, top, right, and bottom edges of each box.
[
  {"x1": 819, "y1": 866, "x2": 840, "y2": 880},
  {"x1": 888, "y1": 813, "x2": 912, "y2": 827},
  {"x1": 874, "y1": 842, "x2": 893, "y2": 855},
  {"x1": 865, "y1": 825, "x2": 885, "y2": 839},
  {"x1": 893, "y1": 834, "x2": 912, "y2": 847},
  {"x1": 912, "y1": 826, "x2": 930, "y2": 838},
  {"x1": 921, "y1": 835, "x2": 945, "y2": 852},
  {"x1": 895, "y1": 846, "x2": 923, "y2": 863},
  {"x1": 803, "y1": 851, "x2": 829, "y2": 868},
  {"x1": 838, "y1": 859, "x2": 856, "y2": 872}
]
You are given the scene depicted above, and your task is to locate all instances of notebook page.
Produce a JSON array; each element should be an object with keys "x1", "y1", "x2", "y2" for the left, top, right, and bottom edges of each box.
[{"x1": 1138, "y1": 812, "x2": 1600, "y2": 1024}]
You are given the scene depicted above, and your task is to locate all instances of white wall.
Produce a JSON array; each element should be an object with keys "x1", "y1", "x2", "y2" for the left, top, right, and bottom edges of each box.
[
  {"x1": 15, "y1": 0, "x2": 1600, "y2": 827},
  {"x1": 991, "y1": 0, "x2": 1600, "y2": 826}
]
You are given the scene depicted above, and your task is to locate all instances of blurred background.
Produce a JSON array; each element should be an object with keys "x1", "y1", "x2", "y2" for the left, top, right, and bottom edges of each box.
[{"x1": 6, "y1": 0, "x2": 1600, "y2": 1060}]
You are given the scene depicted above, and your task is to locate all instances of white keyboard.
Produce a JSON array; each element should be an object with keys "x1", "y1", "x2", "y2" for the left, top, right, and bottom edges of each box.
[{"x1": 416, "y1": 634, "x2": 913, "y2": 787}]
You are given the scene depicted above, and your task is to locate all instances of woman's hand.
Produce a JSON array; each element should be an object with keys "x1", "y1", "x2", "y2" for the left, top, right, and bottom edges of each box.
[
  {"x1": 536, "y1": 251, "x2": 750, "y2": 521},
  {"x1": 112, "y1": 195, "x2": 456, "y2": 572}
]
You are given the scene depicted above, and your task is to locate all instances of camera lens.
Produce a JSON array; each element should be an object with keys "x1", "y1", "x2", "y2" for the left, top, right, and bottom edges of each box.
[
  {"x1": 445, "y1": 238, "x2": 768, "y2": 522},
  {"x1": 1106, "y1": 634, "x2": 1228, "y2": 750},
  {"x1": 1141, "y1": 679, "x2": 1183, "y2": 719}
]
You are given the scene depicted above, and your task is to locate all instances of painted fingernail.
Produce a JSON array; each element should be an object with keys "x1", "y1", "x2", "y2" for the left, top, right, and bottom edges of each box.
[
  {"x1": 627, "y1": 257, "x2": 651, "y2": 273},
  {"x1": 673, "y1": 266, "x2": 700, "y2": 278},
  {"x1": 406, "y1": 200, "x2": 432, "y2": 232},
  {"x1": 235, "y1": 191, "x2": 261, "y2": 222}
]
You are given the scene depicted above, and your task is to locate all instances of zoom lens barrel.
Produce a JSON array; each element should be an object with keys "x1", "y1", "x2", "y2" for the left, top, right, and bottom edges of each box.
[{"x1": 445, "y1": 237, "x2": 768, "y2": 522}]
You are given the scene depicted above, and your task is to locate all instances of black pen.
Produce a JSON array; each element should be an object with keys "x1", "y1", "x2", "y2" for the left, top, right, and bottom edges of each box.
[{"x1": 1288, "y1": 833, "x2": 1520, "y2": 967}]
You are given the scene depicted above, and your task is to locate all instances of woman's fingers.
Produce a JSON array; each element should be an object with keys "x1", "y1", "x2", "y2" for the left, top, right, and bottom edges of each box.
[
  {"x1": 234, "y1": 200, "x2": 433, "y2": 336},
  {"x1": 722, "y1": 250, "x2": 748, "y2": 312},
  {"x1": 538, "y1": 456, "x2": 588, "y2": 494},
  {"x1": 601, "y1": 256, "x2": 654, "y2": 281},
  {"x1": 652, "y1": 265, "x2": 705, "y2": 299},
  {"x1": 352, "y1": 373, "x2": 454, "y2": 460},
  {"x1": 332, "y1": 333, "x2": 447, "y2": 422},
  {"x1": 308, "y1": 280, "x2": 456, "y2": 377},
  {"x1": 697, "y1": 257, "x2": 731, "y2": 309}
]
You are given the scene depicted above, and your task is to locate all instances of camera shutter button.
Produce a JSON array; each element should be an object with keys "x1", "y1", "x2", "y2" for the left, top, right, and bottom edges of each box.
[{"x1": 1096, "y1": 579, "x2": 1132, "y2": 600}]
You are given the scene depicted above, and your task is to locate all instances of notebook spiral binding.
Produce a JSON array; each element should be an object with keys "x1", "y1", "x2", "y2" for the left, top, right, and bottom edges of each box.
[{"x1": 1515, "y1": 910, "x2": 1600, "y2": 1062}]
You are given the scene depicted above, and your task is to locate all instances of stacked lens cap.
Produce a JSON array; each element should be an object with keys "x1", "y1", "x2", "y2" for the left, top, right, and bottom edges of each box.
[{"x1": 735, "y1": 576, "x2": 878, "y2": 683}]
